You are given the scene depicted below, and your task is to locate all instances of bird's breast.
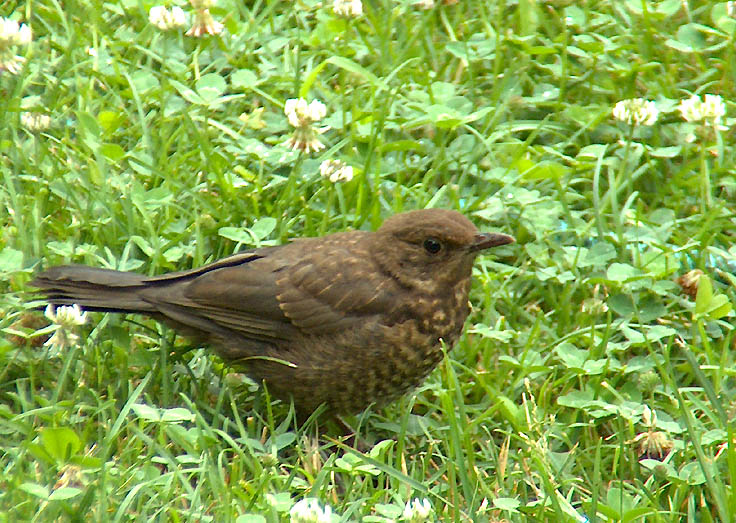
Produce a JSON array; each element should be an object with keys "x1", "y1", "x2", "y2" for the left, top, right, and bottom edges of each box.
[
  {"x1": 239, "y1": 279, "x2": 474, "y2": 414},
  {"x1": 403, "y1": 279, "x2": 472, "y2": 340}
]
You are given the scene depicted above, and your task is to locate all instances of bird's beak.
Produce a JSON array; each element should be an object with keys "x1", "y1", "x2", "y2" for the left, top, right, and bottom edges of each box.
[{"x1": 470, "y1": 232, "x2": 515, "y2": 252}]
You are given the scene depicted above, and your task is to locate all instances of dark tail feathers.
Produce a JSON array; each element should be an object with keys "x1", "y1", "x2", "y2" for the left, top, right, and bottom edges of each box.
[{"x1": 31, "y1": 265, "x2": 156, "y2": 313}]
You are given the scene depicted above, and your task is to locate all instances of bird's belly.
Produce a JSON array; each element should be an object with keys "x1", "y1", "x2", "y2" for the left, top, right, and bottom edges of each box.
[{"x1": 241, "y1": 321, "x2": 461, "y2": 414}]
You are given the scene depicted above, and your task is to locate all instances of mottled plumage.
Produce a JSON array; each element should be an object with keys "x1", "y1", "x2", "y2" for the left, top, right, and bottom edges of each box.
[{"x1": 31, "y1": 209, "x2": 514, "y2": 414}]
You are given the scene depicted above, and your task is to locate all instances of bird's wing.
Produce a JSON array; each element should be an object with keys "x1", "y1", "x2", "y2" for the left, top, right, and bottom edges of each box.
[
  {"x1": 141, "y1": 232, "x2": 396, "y2": 340},
  {"x1": 274, "y1": 234, "x2": 398, "y2": 335},
  {"x1": 141, "y1": 247, "x2": 299, "y2": 341}
]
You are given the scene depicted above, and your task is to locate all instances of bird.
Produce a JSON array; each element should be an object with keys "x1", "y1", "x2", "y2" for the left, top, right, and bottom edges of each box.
[{"x1": 31, "y1": 209, "x2": 514, "y2": 415}]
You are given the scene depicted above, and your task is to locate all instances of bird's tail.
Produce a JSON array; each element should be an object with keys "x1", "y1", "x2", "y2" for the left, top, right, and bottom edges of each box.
[{"x1": 31, "y1": 265, "x2": 157, "y2": 313}]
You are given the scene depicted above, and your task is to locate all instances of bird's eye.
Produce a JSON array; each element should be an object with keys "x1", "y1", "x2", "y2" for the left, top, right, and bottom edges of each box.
[{"x1": 423, "y1": 237, "x2": 442, "y2": 254}]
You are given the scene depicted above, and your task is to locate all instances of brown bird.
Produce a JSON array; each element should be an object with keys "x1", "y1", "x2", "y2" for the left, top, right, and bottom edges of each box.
[{"x1": 32, "y1": 209, "x2": 514, "y2": 415}]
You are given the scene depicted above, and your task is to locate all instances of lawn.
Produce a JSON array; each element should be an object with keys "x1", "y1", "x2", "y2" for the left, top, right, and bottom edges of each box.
[{"x1": 1, "y1": 0, "x2": 736, "y2": 521}]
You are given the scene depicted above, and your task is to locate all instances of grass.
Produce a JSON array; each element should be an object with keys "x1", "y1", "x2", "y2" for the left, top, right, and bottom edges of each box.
[{"x1": 1, "y1": 0, "x2": 736, "y2": 521}]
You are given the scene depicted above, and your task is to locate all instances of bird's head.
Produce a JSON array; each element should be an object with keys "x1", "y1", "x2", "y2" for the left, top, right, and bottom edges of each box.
[{"x1": 371, "y1": 209, "x2": 514, "y2": 293}]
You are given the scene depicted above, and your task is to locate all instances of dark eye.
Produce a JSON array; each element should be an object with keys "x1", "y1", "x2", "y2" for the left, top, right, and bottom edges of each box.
[{"x1": 423, "y1": 237, "x2": 442, "y2": 254}]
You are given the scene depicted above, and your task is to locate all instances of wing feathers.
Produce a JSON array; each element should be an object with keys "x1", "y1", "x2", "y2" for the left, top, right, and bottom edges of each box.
[
  {"x1": 36, "y1": 234, "x2": 397, "y2": 345},
  {"x1": 275, "y1": 236, "x2": 396, "y2": 334}
]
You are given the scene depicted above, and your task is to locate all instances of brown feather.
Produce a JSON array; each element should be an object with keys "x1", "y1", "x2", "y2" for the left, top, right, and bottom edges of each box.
[{"x1": 31, "y1": 209, "x2": 514, "y2": 415}]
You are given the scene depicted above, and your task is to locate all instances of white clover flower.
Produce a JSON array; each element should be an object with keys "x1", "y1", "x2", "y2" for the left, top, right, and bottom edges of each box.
[
  {"x1": 612, "y1": 98, "x2": 659, "y2": 126},
  {"x1": 290, "y1": 498, "x2": 333, "y2": 523},
  {"x1": 0, "y1": 18, "x2": 16, "y2": 44},
  {"x1": 642, "y1": 405, "x2": 657, "y2": 428},
  {"x1": 0, "y1": 17, "x2": 32, "y2": 74},
  {"x1": 701, "y1": 94, "x2": 726, "y2": 125},
  {"x1": 186, "y1": 0, "x2": 223, "y2": 36},
  {"x1": 18, "y1": 24, "x2": 32, "y2": 45},
  {"x1": 679, "y1": 94, "x2": 727, "y2": 130},
  {"x1": 149, "y1": 6, "x2": 187, "y2": 31},
  {"x1": 320, "y1": 159, "x2": 354, "y2": 183},
  {"x1": 333, "y1": 0, "x2": 363, "y2": 17},
  {"x1": 285, "y1": 98, "x2": 327, "y2": 127},
  {"x1": 149, "y1": 6, "x2": 168, "y2": 28},
  {"x1": 631, "y1": 404, "x2": 674, "y2": 460},
  {"x1": 44, "y1": 304, "x2": 88, "y2": 350},
  {"x1": 678, "y1": 95, "x2": 703, "y2": 122},
  {"x1": 581, "y1": 297, "x2": 608, "y2": 315},
  {"x1": 45, "y1": 304, "x2": 88, "y2": 328},
  {"x1": 403, "y1": 498, "x2": 434, "y2": 522},
  {"x1": 413, "y1": 0, "x2": 435, "y2": 9},
  {"x1": 12, "y1": 23, "x2": 32, "y2": 45},
  {"x1": 189, "y1": 0, "x2": 216, "y2": 8},
  {"x1": 0, "y1": 18, "x2": 31, "y2": 46},
  {"x1": 283, "y1": 98, "x2": 328, "y2": 153},
  {"x1": 187, "y1": 9, "x2": 223, "y2": 36},
  {"x1": 21, "y1": 112, "x2": 52, "y2": 132}
]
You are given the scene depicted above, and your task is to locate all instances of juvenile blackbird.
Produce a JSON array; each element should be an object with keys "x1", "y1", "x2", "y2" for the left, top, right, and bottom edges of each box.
[{"x1": 32, "y1": 209, "x2": 514, "y2": 415}]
